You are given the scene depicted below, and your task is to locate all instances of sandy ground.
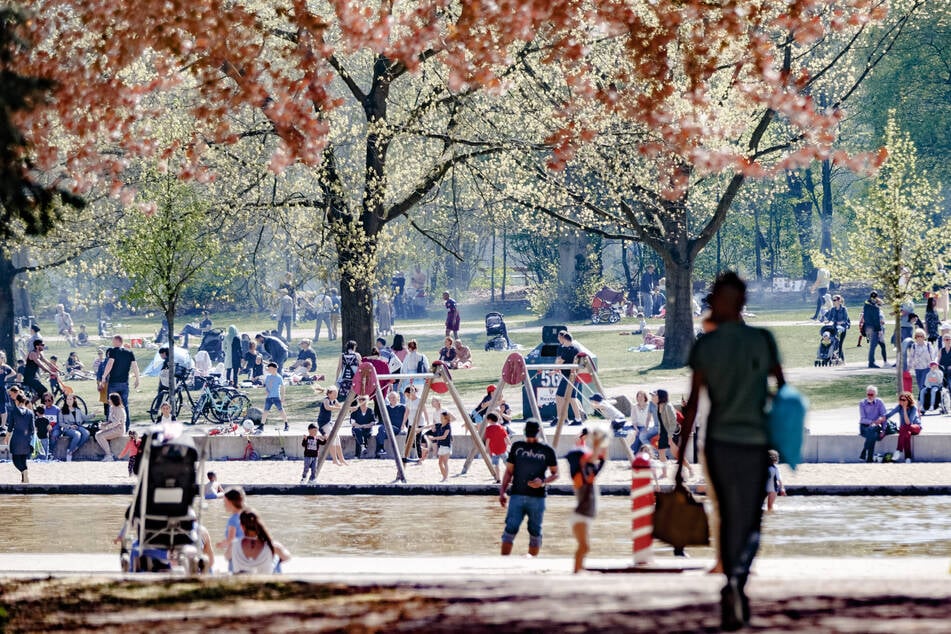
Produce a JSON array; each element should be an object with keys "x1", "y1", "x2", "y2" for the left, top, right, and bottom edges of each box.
[{"x1": 2, "y1": 556, "x2": 951, "y2": 632}]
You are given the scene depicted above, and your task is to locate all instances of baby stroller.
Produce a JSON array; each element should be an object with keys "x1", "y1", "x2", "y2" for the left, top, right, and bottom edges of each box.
[
  {"x1": 198, "y1": 328, "x2": 224, "y2": 363},
  {"x1": 591, "y1": 286, "x2": 624, "y2": 324},
  {"x1": 814, "y1": 324, "x2": 842, "y2": 366},
  {"x1": 484, "y1": 312, "x2": 514, "y2": 351},
  {"x1": 119, "y1": 431, "x2": 209, "y2": 574}
]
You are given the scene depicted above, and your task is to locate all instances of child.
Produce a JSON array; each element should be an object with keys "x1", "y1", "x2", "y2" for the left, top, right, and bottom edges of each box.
[
  {"x1": 204, "y1": 471, "x2": 224, "y2": 500},
  {"x1": 117, "y1": 430, "x2": 142, "y2": 476},
  {"x1": 766, "y1": 449, "x2": 786, "y2": 511},
  {"x1": 589, "y1": 393, "x2": 627, "y2": 436},
  {"x1": 920, "y1": 361, "x2": 944, "y2": 411},
  {"x1": 483, "y1": 412, "x2": 510, "y2": 468},
  {"x1": 260, "y1": 362, "x2": 288, "y2": 431},
  {"x1": 301, "y1": 423, "x2": 324, "y2": 483},
  {"x1": 77, "y1": 324, "x2": 89, "y2": 346},
  {"x1": 47, "y1": 355, "x2": 62, "y2": 396},
  {"x1": 216, "y1": 487, "x2": 246, "y2": 570},
  {"x1": 34, "y1": 406, "x2": 50, "y2": 460}
]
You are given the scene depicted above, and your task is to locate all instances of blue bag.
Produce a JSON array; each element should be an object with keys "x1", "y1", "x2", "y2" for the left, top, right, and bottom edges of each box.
[{"x1": 767, "y1": 384, "x2": 808, "y2": 470}]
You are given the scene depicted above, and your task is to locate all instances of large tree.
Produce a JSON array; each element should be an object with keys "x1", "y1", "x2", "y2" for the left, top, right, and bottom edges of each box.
[
  {"x1": 474, "y1": 0, "x2": 923, "y2": 366},
  {"x1": 17, "y1": 0, "x2": 922, "y2": 353}
]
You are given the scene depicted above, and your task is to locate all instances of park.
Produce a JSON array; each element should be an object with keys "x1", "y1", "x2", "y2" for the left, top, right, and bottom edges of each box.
[{"x1": 1, "y1": 1, "x2": 950, "y2": 632}]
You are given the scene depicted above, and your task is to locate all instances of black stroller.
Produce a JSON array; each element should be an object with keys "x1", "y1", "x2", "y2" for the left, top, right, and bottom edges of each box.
[
  {"x1": 198, "y1": 328, "x2": 224, "y2": 363},
  {"x1": 815, "y1": 324, "x2": 843, "y2": 366},
  {"x1": 119, "y1": 431, "x2": 209, "y2": 574},
  {"x1": 484, "y1": 312, "x2": 514, "y2": 351}
]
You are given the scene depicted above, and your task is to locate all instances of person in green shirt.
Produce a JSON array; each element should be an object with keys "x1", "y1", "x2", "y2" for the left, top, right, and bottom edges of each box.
[{"x1": 679, "y1": 271, "x2": 785, "y2": 632}]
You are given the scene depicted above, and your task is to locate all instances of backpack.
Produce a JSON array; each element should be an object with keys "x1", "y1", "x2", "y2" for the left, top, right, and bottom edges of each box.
[{"x1": 340, "y1": 352, "x2": 358, "y2": 381}]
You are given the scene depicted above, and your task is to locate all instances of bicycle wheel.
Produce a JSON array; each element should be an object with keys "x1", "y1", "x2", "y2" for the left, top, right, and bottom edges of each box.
[
  {"x1": 208, "y1": 386, "x2": 236, "y2": 422},
  {"x1": 56, "y1": 393, "x2": 88, "y2": 415},
  {"x1": 217, "y1": 394, "x2": 251, "y2": 423}
]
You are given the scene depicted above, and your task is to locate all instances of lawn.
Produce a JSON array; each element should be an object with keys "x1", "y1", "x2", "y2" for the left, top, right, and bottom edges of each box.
[{"x1": 32, "y1": 296, "x2": 881, "y2": 425}]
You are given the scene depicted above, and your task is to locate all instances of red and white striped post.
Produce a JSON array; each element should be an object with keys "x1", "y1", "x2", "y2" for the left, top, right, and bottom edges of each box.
[{"x1": 631, "y1": 453, "x2": 654, "y2": 565}]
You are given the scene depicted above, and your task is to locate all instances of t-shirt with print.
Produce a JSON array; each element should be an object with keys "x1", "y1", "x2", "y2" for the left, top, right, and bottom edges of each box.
[
  {"x1": 506, "y1": 440, "x2": 558, "y2": 498},
  {"x1": 688, "y1": 321, "x2": 779, "y2": 445},
  {"x1": 302, "y1": 435, "x2": 322, "y2": 457},
  {"x1": 264, "y1": 373, "x2": 283, "y2": 399}
]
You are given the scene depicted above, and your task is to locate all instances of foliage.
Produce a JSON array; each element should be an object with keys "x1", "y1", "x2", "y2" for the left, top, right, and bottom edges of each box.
[
  {"x1": 818, "y1": 113, "x2": 947, "y2": 306},
  {"x1": 110, "y1": 175, "x2": 227, "y2": 320},
  {"x1": 0, "y1": 6, "x2": 83, "y2": 238}
]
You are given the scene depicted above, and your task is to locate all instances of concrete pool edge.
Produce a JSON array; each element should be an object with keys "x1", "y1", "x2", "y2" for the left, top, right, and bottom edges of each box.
[{"x1": 4, "y1": 483, "x2": 951, "y2": 496}]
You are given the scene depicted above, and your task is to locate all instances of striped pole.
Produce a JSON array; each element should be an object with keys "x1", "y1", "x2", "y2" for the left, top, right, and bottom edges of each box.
[{"x1": 631, "y1": 453, "x2": 654, "y2": 565}]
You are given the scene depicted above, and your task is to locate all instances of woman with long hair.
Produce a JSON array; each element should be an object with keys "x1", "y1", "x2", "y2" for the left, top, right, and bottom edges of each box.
[{"x1": 231, "y1": 508, "x2": 291, "y2": 574}]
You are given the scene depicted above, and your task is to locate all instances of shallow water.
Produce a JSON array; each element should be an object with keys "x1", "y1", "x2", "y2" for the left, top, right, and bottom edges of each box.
[{"x1": 4, "y1": 495, "x2": 950, "y2": 559}]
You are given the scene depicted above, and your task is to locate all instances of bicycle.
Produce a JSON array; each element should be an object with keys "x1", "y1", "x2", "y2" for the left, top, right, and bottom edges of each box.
[
  {"x1": 50, "y1": 379, "x2": 88, "y2": 415},
  {"x1": 150, "y1": 371, "x2": 250, "y2": 425}
]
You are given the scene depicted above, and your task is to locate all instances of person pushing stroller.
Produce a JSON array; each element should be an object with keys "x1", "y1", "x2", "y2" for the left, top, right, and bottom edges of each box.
[{"x1": 822, "y1": 294, "x2": 850, "y2": 363}]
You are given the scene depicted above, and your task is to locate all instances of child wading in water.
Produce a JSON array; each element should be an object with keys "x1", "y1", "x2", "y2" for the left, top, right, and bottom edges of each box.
[
  {"x1": 567, "y1": 428, "x2": 607, "y2": 573},
  {"x1": 216, "y1": 487, "x2": 246, "y2": 571},
  {"x1": 766, "y1": 450, "x2": 786, "y2": 511}
]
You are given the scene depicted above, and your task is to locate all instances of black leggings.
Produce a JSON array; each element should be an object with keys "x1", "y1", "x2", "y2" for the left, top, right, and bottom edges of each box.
[
  {"x1": 12, "y1": 453, "x2": 28, "y2": 473},
  {"x1": 705, "y1": 438, "x2": 770, "y2": 583}
]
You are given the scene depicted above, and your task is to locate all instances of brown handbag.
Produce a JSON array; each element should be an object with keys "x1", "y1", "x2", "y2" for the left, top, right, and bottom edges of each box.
[{"x1": 652, "y1": 425, "x2": 710, "y2": 549}]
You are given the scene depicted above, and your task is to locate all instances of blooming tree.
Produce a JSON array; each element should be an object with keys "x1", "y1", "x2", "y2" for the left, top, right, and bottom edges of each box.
[{"x1": 9, "y1": 0, "x2": 922, "y2": 352}]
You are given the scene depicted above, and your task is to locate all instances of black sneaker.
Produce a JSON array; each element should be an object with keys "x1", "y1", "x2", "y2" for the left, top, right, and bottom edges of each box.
[{"x1": 283, "y1": 422, "x2": 289, "y2": 432}]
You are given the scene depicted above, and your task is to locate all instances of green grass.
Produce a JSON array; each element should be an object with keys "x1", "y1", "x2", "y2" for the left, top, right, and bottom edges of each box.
[{"x1": 35, "y1": 300, "x2": 879, "y2": 423}]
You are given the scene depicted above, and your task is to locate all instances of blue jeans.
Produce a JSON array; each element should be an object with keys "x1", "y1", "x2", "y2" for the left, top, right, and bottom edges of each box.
[
  {"x1": 302, "y1": 456, "x2": 317, "y2": 479},
  {"x1": 639, "y1": 291, "x2": 653, "y2": 318},
  {"x1": 51, "y1": 425, "x2": 90, "y2": 455},
  {"x1": 502, "y1": 494, "x2": 546, "y2": 548},
  {"x1": 108, "y1": 382, "x2": 130, "y2": 429},
  {"x1": 866, "y1": 327, "x2": 880, "y2": 367},
  {"x1": 277, "y1": 317, "x2": 292, "y2": 342},
  {"x1": 632, "y1": 426, "x2": 658, "y2": 453},
  {"x1": 179, "y1": 324, "x2": 204, "y2": 347},
  {"x1": 314, "y1": 313, "x2": 332, "y2": 341},
  {"x1": 860, "y1": 423, "x2": 880, "y2": 459}
]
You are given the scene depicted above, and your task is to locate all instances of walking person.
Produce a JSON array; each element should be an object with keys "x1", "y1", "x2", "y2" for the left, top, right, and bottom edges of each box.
[
  {"x1": 499, "y1": 420, "x2": 559, "y2": 557},
  {"x1": 862, "y1": 292, "x2": 884, "y2": 368},
  {"x1": 313, "y1": 289, "x2": 333, "y2": 342},
  {"x1": 99, "y1": 335, "x2": 140, "y2": 427},
  {"x1": 679, "y1": 271, "x2": 785, "y2": 631},
  {"x1": 275, "y1": 288, "x2": 294, "y2": 342},
  {"x1": 443, "y1": 291, "x2": 461, "y2": 340},
  {"x1": 328, "y1": 288, "x2": 340, "y2": 341},
  {"x1": 809, "y1": 266, "x2": 830, "y2": 320},
  {"x1": 639, "y1": 264, "x2": 658, "y2": 318},
  {"x1": 260, "y1": 362, "x2": 288, "y2": 431},
  {"x1": 567, "y1": 427, "x2": 607, "y2": 573},
  {"x1": 823, "y1": 294, "x2": 850, "y2": 364},
  {"x1": 225, "y1": 325, "x2": 241, "y2": 387},
  {"x1": 5, "y1": 388, "x2": 35, "y2": 482}
]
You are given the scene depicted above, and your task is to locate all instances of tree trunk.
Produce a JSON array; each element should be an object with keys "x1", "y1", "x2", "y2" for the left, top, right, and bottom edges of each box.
[
  {"x1": 659, "y1": 256, "x2": 695, "y2": 368},
  {"x1": 787, "y1": 170, "x2": 815, "y2": 276},
  {"x1": 335, "y1": 227, "x2": 377, "y2": 354},
  {"x1": 0, "y1": 254, "x2": 16, "y2": 362},
  {"x1": 819, "y1": 158, "x2": 834, "y2": 256}
]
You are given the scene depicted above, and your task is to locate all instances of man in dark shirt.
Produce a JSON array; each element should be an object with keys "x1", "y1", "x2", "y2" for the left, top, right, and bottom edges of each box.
[
  {"x1": 382, "y1": 391, "x2": 406, "y2": 457},
  {"x1": 98, "y1": 335, "x2": 140, "y2": 428},
  {"x1": 256, "y1": 333, "x2": 289, "y2": 374},
  {"x1": 290, "y1": 339, "x2": 317, "y2": 373},
  {"x1": 499, "y1": 420, "x2": 558, "y2": 557},
  {"x1": 350, "y1": 396, "x2": 377, "y2": 458},
  {"x1": 551, "y1": 331, "x2": 584, "y2": 426},
  {"x1": 862, "y1": 292, "x2": 884, "y2": 368}
]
